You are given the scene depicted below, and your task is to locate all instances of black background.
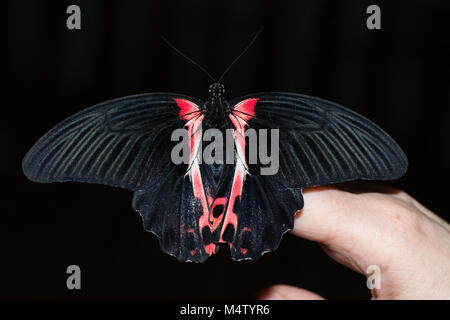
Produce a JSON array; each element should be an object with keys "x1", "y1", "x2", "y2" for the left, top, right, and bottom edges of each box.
[{"x1": 2, "y1": 0, "x2": 449, "y2": 299}]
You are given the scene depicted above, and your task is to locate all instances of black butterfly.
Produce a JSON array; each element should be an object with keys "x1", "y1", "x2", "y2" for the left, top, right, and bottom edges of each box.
[
  {"x1": 22, "y1": 81, "x2": 407, "y2": 262},
  {"x1": 22, "y1": 27, "x2": 407, "y2": 262}
]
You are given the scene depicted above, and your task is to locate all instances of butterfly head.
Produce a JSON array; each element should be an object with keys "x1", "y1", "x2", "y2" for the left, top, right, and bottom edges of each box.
[{"x1": 208, "y1": 83, "x2": 225, "y2": 102}]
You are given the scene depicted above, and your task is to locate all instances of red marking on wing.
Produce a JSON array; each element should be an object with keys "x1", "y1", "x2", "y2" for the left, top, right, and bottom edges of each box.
[
  {"x1": 174, "y1": 98, "x2": 216, "y2": 256},
  {"x1": 174, "y1": 98, "x2": 203, "y2": 165},
  {"x1": 229, "y1": 98, "x2": 259, "y2": 169},
  {"x1": 191, "y1": 164, "x2": 212, "y2": 244},
  {"x1": 219, "y1": 163, "x2": 244, "y2": 245},
  {"x1": 187, "y1": 115, "x2": 203, "y2": 165},
  {"x1": 173, "y1": 98, "x2": 260, "y2": 254},
  {"x1": 174, "y1": 98, "x2": 201, "y2": 120},
  {"x1": 229, "y1": 120, "x2": 248, "y2": 167},
  {"x1": 210, "y1": 197, "x2": 228, "y2": 231},
  {"x1": 190, "y1": 132, "x2": 214, "y2": 255},
  {"x1": 219, "y1": 99, "x2": 260, "y2": 246},
  {"x1": 203, "y1": 243, "x2": 216, "y2": 255},
  {"x1": 207, "y1": 195, "x2": 214, "y2": 208},
  {"x1": 233, "y1": 98, "x2": 258, "y2": 121}
]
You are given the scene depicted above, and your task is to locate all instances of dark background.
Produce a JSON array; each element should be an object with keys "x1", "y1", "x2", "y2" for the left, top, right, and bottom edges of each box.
[{"x1": 1, "y1": 0, "x2": 449, "y2": 299}]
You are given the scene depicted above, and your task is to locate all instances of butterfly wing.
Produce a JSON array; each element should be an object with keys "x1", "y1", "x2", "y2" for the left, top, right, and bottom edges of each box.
[
  {"x1": 23, "y1": 93, "x2": 221, "y2": 262},
  {"x1": 133, "y1": 98, "x2": 224, "y2": 262},
  {"x1": 230, "y1": 92, "x2": 408, "y2": 187},
  {"x1": 22, "y1": 93, "x2": 203, "y2": 189},
  {"x1": 218, "y1": 92, "x2": 408, "y2": 260}
]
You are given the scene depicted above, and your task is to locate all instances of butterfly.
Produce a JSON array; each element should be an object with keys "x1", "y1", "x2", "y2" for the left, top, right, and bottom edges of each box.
[{"x1": 22, "y1": 81, "x2": 408, "y2": 262}]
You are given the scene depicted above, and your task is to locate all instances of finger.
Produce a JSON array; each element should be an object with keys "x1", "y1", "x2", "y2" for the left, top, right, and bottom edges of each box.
[
  {"x1": 343, "y1": 183, "x2": 449, "y2": 230},
  {"x1": 291, "y1": 186, "x2": 369, "y2": 243},
  {"x1": 402, "y1": 192, "x2": 450, "y2": 230},
  {"x1": 291, "y1": 185, "x2": 430, "y2": 274},
  {"x1": 257, "y1": 285, "x2": 324, "y2": 300},
  {"x1": 290, "y1": 184, "x2": 450, "y2": 300}
]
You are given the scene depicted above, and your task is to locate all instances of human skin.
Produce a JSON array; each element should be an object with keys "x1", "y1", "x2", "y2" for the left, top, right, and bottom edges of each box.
[{"x1": 258, "y1": 184, "x2": 450, "y2": 300}]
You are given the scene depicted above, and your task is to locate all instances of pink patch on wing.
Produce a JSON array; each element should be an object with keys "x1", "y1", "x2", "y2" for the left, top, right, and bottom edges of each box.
[
  {"x1": 219, "y1": 98, "x2": 259, "y2": 246},
  {"x1": 174, "y1": 98, "x2": 201, "y2": 121},
  {"x1": 210, "y1": 197, "x2": 228, "y2": 231},
  {"x1": 173, "y1": 98, "x2": 260, "y2": 255},
  {"x1": 203, "y1": 243, "x2": 216, "y2": 255},
  {"x1": 219, "y1": 163, "x2": 244, "y2": 244},
  {"x1": 174, "y1": 98, "x2": 217, "y2": 256},
  {"x1": 232, "y1": 98, "x2": 258, "y2": 121}
]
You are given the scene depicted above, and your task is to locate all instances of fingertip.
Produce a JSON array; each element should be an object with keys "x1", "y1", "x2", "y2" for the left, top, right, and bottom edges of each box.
[
  {"x1": 291, "y1": 186, "x2": 354, "y2": 242},
  {"x1": 256, "y1": 285, "x2": 324, "y2": 300}
]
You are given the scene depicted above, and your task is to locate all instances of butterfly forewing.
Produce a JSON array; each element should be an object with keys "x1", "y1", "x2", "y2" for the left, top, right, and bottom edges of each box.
[
  {"x1": 22, "y1": 93, "x2": 202, "y2": 190},
  {"x1": 230, "y1": 92, "x2": 408, "y2": 189}
]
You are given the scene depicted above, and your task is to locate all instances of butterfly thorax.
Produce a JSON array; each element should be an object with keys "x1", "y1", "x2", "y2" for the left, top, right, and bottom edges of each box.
[{"x1": 204, "y1": 83, "x2": 231, "y2": 129}]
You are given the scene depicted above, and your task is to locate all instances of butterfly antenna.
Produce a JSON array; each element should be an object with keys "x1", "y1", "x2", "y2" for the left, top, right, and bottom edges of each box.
[
  {"x1": 160, "y1": 35, "x2": 216, "y2": 82},
  {"x1": 218, "y1": 25, "x2": 264, "y2": 82}
]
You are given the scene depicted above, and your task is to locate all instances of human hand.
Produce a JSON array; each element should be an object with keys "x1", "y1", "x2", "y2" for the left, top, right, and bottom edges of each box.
[{"x1": 258, "y1": 184, "x2": 450, "y2": 300}]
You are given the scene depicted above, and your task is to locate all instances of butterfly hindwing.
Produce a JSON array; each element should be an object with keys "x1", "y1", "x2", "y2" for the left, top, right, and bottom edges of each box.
[{"x1": 132, "y1": 168, "x2": 216, "y2": 263}]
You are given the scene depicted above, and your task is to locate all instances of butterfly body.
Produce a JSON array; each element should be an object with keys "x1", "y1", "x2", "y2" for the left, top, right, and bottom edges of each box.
[
  {"x1": 202, "y1": 83, "x2": 231, "y2": 128},
  {"x1": 22, "y1": 85, "x2": 407, "y2": 262}
]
